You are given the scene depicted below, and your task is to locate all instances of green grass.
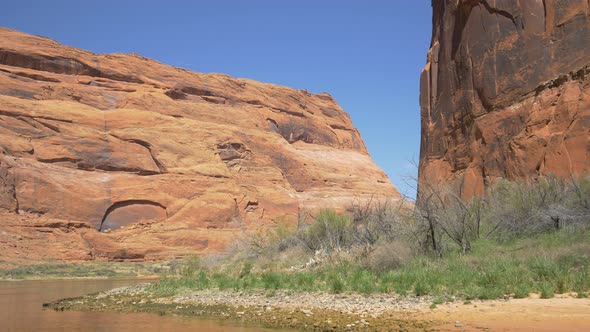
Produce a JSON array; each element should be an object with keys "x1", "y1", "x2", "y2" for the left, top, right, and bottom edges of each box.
[
  {"x1": 147, "y1": 229, "x2": 590, "y2": 299},
  {"x1": 0, "y1": 260, "x2": 182, "y2": 280},
  {"x1": 540, "y1": 282, "x2": 555, "y2": 299},
  {"x1": 148, "y1": 176, "x2": 589, "y2": 300}
]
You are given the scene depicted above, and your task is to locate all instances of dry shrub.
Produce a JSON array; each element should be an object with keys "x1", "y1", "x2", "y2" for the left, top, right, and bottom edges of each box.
[
  {"x1": 485, "y1": 175, "x2": 590, "y2": 240},
  {"x1": 365, "y1": 240, "x2": 412, "y2": 273},
  {"x1": 348, "y1": 197, "x2": 411, "y2": 246},
  {"x1": 275, "y1": 246, "x2": 310, "y2": 269},
  {"x1": 414, "y1": 175, "x2": 590, "y2": 255}
]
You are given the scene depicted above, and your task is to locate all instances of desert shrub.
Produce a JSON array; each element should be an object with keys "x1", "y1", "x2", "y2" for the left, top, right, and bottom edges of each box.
[
  {"x1": 485, "y1": 176, "x2": 590, "y2": 240},
  {"x1": 365, "y1": 240, "x2": 412, "y2": 273},
  {"x1": 413, "y1": 175, "x2": 590, "y2": 254},
  {"x1": 226, "y1": 197, "x2": 418, "y2": 275},
  {"x1": 147, "y1": 225, "x2": 590, "y2": 298},
  {"x1": 146, "y1": 176, "x2": 589, "y2": 299},
  {"x1": 181, "y1": 256, "x2": 202, "y2": 277},
  {"x1": 243, "y1": 217, "x2": 298, "y2": 255},
  {"x1": 239, "y1": 261, "x2": 253, "y2": 278},
  {"x1": 297, "y1": 209, "x2": 352, "y2": 253},
  {"x1": 569, "y1": 176, "x2": 590, "y2": 224},
  {"x1": 414, "y1": 183, "x2": 482, "y2": 254},
  {"x1": 347, "y1": 198, "x2": 410, "y2": 246}
]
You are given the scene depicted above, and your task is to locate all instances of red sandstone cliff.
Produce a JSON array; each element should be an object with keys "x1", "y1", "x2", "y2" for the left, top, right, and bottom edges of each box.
[
  {"x1": 419, "y1": 0, "x2": 590, "y2": 198},
  {"x1": 0, "y1": 28, "x2": 399, "y2": 263}
]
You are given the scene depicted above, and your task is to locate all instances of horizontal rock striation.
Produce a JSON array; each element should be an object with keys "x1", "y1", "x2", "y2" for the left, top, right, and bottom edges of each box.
[
  {"x1": 419, "y1": 0, "x2": 590, "y2": 199},
  {"x1": 0, "y1": 28, "x2": 399, "y2": 261}
]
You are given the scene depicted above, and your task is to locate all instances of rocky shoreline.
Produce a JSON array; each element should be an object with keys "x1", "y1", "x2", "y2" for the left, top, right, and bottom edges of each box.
[
  {"x1": 45, "y1": 283, "x2": 441, "y2": 331},
  {"x1": 45, "y1": 283, "x2": 590, "y2": 331}
]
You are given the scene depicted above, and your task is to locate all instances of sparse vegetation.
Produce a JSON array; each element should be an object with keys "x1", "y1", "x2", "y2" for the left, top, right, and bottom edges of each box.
[
  {"x1": 147, "y1": 176, "x2": 590, "y2": 300},
  {"x1": 0, "y1": 260, "x2": 180, "y2": 280},
  {"x1": 148, "y1": 228, "x2": 590, "y2": 300},
  {"x1": 11, "y1": 176, "x2": 586, "y2": 302}
]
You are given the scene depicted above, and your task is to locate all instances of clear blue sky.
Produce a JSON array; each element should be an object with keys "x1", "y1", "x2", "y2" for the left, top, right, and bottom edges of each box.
[{"x1": 1, "y1": 0, "x2": 433, "y2": 198}]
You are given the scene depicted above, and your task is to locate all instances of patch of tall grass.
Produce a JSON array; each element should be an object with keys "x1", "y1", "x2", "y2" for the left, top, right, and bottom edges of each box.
[
  {"x1": 149, "y1": 228, "x2": 590, "y2": 299},
  {"x1": 148, "y1": 176, "x2": 590, "y2": 300}
]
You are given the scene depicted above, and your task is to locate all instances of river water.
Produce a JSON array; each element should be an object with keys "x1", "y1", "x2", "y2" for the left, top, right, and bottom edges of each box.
[{"x1": 0, "y1": 278, "x2": 289, "y2": 331}]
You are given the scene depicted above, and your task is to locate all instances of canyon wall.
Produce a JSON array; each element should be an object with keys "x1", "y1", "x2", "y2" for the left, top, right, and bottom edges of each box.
[
  {"x1": 419, "y1": 0, "x2": 590, "y2": 198},
  {"x1": 0, "y1": 28, "x2": 399, "y2": 263}
]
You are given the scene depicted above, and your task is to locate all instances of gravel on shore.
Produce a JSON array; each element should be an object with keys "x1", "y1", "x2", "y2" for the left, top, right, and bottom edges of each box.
[{"x1": 46, "y1": 283, "x2": 441, "y2": 331}]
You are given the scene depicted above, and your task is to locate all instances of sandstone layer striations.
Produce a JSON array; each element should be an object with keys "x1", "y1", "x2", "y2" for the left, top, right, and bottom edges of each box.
[
  {"x1": 419, "y1": 0, "x2": 590, "y2": 198},
  {"x1": 0, "y1": 28, "x2": 398, "y2": 262}
]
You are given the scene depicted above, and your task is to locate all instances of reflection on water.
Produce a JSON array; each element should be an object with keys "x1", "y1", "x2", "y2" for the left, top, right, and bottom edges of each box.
[{"x1": 0, "y1": 278, "x2": 288, "y2": 331}]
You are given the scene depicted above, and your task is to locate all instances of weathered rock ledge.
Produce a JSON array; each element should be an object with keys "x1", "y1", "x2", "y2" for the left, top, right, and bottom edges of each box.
[{"x1": 0, "y1": 28, "x2": 399, "y2": 261}]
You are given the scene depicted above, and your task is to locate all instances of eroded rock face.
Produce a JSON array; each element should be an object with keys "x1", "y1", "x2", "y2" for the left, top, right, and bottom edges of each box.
[
  {"x1": 419, "y1": 0, "x2": 590, "y2": 199},
  {"x1": 0, "y1": 28, "x2": 399, "y2": 261},
  {"x1": 100, "y1": 201, "x2": 167, "y2": 232}
]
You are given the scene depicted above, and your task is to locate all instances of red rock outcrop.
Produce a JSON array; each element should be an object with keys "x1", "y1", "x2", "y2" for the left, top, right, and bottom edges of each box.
[
  {"x1": 0, "y1": 28, "x2": 399, "y2": 262},
  {"x1": 419, "y1": 0, "x2": 590, "y2": 199}
]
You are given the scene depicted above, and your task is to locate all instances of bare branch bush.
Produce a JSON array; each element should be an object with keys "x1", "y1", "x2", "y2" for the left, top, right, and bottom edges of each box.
[
  {"x1": 412, "y1": 175, "x2": 590, "y2": 254},
  {"x1": 414, "y1": 182, "x2": 481, "y2": 255},
  {"x1": 485, "y1": 175, "x2": 590, "y2": 240},
  {"x1": 347, "y1": 196, "x2": 411, "y2": 246},
  {"x1": 232, "y1": 198, "x2": 418, "y2": 271},
  {"x1": 228, "y1": 175, "x2": 588, "y2": 273}
]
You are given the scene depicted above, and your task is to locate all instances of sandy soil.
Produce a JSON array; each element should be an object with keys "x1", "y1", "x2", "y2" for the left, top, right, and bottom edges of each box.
[{"x1": 422, "y1": 295, "x2": 590, "y2": 331}]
